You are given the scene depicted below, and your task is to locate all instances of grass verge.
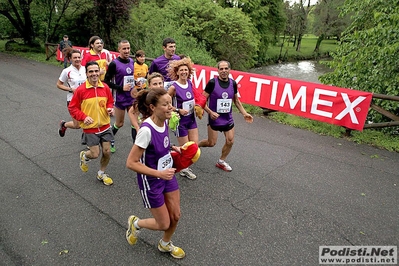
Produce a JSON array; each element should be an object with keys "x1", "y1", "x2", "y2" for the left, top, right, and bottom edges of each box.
[
  {"x1": 267, "y1": 111, "x2": 399, "y2": 152},
  {"x1": 236, "y1": 104, "x2": 399, "y2": 152},
  {"x1": 0, "y1": 39, "x2": 62, "y2": 67}
]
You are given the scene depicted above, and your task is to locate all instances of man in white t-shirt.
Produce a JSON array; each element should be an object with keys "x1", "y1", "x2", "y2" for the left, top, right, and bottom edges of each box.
[{"x1": 57, "y1": 49, "x2": 86, "y2": 137}]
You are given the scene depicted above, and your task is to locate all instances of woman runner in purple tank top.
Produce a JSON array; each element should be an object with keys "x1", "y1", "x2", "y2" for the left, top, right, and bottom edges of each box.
[
  {"x1": 167, "y1": 57, "x2": 199, "y2": 180},
  {"x1": 125, "y1": 87, "x2": 186, "y2": 259}
]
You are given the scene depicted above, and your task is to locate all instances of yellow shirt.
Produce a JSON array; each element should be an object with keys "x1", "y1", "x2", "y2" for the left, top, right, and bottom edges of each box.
[{"x1": 134, "y1": 62, "x2": 148, "y2": 89}]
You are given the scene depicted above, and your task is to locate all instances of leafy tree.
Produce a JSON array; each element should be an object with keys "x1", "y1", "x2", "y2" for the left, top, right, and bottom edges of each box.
[
  {"x1": 93, "y1": 0, "x2": 136, "y2": 49},
  {"x1": 128, "y1": 0, "x2": 216, "y2": 67},
  {"x1": 34, "y1": 0, "x2": 93, "y2": 43},
  {"x1": 320, "y1": 0, "x2": 399, "y2": 123},
  {"x1": 0, "y1": 13, "x2": 15, "y2": 38},
  {"x1": 312, "y1": 0, "x2": 350, "y2": 53},
  {"x1": 129, "y1": 0, "x2": 259, "y2": 70},
  {"x1": 0, "y1": 0, "x2": 94, "y2": 46},
  {"x1": 170, "y1": 0, "x2": 260, "y2": 70},
  {"x1": 292, "y1": 0, "x2": 312, "y2": 51},
  {"x1": 217, "y1": 0, "x2": 286, "y2": 65},
  {"x1": 0, "y1": 0, "x2": 36, "y2": 44}
]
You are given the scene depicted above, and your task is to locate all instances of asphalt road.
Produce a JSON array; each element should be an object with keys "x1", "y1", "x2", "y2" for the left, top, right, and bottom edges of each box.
[{"x1": 0, "y1": 52, "x2": 398, "y2": 266}]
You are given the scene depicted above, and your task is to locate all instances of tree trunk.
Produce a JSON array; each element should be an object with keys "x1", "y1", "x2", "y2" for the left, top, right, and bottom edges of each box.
[
  {"x1": 296, "y1": 34, "x2": 302, "y2": 51},
  {"x1": 314, "y1": 34, "x2": 325, "y2": 53},
  {"x1": 278, "y1": 32, "x2": 286, "y2": 61},
  {"x1": 0, "y1": 0, "x2": 35, "y2": 44},
  {"x1": 20, "y1": 0, "x2": 35, "y2": 44}
]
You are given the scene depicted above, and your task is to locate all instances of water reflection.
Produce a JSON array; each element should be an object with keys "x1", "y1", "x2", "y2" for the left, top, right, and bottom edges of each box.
[{"x1": 250, "y1": 60, "x2": 332, "y2": 84}]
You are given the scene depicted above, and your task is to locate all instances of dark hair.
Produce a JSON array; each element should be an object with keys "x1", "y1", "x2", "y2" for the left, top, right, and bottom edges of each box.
[
  {"x1": 162, "y1": 37, "x2": 176, "y2": 47},
  {"x1": 62, "y1": 47, "x2": 81, "y2": 60},
  {"x1": 135, "y1": 50, "x2": 145, "y2": 57},
  {"x1": 85, "y1": 61, "x2": 99, "y2": 72},
  {"x1": 118, "y1": 39, "x2": 129, "y2": 47},
  {"x1": 217, "y1": 60, "x2": 231, "y2": 69},
  {"x1": 135, "y1": 88, "x2": 168, "y2": 120},
  {"x1": 178, "y1": 54, "x2": 186, "y2": 59},
  {"x1": 88, "y1": 36, "x2": 102, "y2": 47}
]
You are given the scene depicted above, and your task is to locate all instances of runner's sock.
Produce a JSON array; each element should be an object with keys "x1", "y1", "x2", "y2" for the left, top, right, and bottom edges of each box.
[
  {"x1": 133, "y1": 219, "x2": 140, "y2": 229},
  {"x1": 112, "y1": 124, "x2": 119, "y2": 135},
  {"x1": 160, "y1": 239, "x2": 170, "y2": 246}
]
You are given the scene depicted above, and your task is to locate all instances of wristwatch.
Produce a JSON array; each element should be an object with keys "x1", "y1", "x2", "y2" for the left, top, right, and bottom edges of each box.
[
  {"x1": 175, "y1": 108, "x2": 180, "y2": 113},
  {"x1": 68, "y1": 89, "x2": 73, "y2": 93}
]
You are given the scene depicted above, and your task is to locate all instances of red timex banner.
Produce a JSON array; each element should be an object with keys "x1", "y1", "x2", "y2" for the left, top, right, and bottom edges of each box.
[
  {"x1": 192, "y1": 65, "x2": 372, "y2": 131},
  {"x1": 57, "y1": 48, "x2": 372, "y2": 130}
]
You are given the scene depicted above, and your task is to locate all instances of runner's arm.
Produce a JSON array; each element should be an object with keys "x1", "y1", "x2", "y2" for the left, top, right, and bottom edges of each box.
[{"x1": 103, "y1": 61, "x2": 124, "y2": 92}]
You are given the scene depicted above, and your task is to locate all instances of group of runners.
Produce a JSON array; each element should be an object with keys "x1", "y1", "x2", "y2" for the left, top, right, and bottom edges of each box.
[{"x1": 56, "y1": 36, "x2": 253, "y2": 259}]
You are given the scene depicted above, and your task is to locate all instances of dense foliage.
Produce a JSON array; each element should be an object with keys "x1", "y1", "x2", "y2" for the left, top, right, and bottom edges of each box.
[
  {"x1": 0, "y1": 0, "x2": 287, "y2": 69},
  {"x1": 93, "y1": 0, "x2": 135, "y2": 47},
  {"x1": 128, "y1": 0, "x2": 262, "y2": 69},
  {"x1": 320, "y1": 0, "x2": 399, "y2": 123}
]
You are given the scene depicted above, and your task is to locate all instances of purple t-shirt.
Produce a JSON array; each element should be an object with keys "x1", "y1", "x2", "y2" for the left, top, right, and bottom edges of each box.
[{"x1": 149, "y1": 54, "x2": 180, "y2": 81}]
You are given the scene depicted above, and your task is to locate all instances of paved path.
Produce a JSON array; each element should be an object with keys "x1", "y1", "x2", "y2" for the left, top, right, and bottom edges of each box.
[{"x1": 0, "y1": 53, "x2": 397, "y2": 265}]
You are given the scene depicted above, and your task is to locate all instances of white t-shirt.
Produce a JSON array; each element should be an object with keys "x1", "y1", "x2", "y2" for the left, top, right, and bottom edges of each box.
[
  {"x1": 135, "y1": 117, "x2": 165, "y2": 149},
  {"x1": 58, "y1": 65, "x2": 86, "y2": 101}
]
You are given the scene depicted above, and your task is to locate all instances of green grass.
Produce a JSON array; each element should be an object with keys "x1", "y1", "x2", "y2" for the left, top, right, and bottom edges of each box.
[
  {"x1": 266, "y1": 112, "x2": 399, "y2": 152},
  {"x1": 266, "y1": 35, "x2": 338, "y2": 63},
  {"x1": 0, "y1": 39, "x2": 62, "y2": 67},
  {"x1": 2, "y1": 39, "x2": 398, "y2": 152},
  {"x1": 236, "y1": 103, "x2": 399, "y2": 152}
]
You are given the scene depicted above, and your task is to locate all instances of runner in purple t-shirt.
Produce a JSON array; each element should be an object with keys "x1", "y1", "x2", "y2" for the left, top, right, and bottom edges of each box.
[
  {"x1": 148, "y1": 37, "x2": 180, "y2": 90},
  {"x1": 104, "y1": 40, "x2": 139, "y2": 152},
  {"x1": 167, "y1": 57, "x2": 198, "y2": 180},
  {"x1": 199, "y1": 60, "x2": 254, "y2": 172},
  {"x1": 125, "y1": 87, "x2": 186, "y2": 259}
]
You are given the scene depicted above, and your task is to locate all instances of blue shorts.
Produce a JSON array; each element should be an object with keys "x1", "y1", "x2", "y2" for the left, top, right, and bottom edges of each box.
[{"x1": 137, "y1": 175, "x2": 179, "y2": 209}]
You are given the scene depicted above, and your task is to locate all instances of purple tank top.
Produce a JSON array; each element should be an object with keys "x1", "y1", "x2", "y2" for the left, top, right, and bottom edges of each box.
[
  {"x1": 173, "y1": 80, "x2": 195, "y2": 123},
  {"x1": 114, "y1": 58, "x2": 134, "y2": 105},
  {"x1": 208, "y1": 78, "x2": 234, "y2": 127},
  {"x1": 139, "y1": 121, "x2": 173, "y2": 180}
]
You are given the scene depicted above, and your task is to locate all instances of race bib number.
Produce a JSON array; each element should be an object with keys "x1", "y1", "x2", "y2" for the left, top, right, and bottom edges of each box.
[
  {"x1": 182, "y1": 99, "x2": 195, "y2": 115},
  {"x1": 123, "y1": 75, "x2": 135, "y2": 88},
  {"x1": 216, "y1": 98, "x2": 232, "y2": 113},
  {"x1": 157, "y1": 153, "x2": 173, "y2": 170}
]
